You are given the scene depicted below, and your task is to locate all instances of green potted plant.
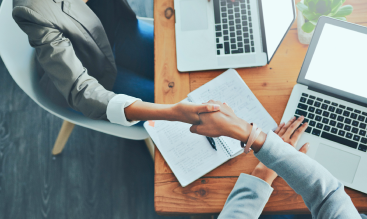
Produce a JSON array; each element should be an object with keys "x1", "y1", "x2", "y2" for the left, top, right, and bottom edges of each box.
[{"x1": 297, "y1": 0, "x2": 353, "y2": 44}]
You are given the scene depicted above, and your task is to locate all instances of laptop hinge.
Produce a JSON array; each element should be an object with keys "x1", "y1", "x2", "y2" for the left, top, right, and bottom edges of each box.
[{"x1": 308, "y1": 86, "x2": 367, "y2": 108}]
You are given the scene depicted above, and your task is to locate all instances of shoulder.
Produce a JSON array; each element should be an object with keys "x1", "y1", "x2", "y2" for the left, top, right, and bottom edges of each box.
[{"x1": 12, "y1": 0, "x2": 59, "y2": 26}]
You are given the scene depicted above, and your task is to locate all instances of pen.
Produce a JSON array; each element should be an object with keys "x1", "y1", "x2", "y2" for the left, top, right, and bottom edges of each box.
[{"x1": 206, "y1": 136, "x2": 217, "y2": 151}]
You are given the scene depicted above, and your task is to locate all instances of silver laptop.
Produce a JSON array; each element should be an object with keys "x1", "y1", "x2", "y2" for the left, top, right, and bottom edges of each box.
[
  {"x1": 174, "y1": 0, "x2": 295, "y2": 72},
  {"x1": 281, "y1": 16, "x2": 367, "y2": 194}
]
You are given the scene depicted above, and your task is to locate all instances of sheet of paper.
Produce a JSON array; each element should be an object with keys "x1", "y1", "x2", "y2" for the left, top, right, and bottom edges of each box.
[
  {"x1": 144, "y1": 120, "x2": 229, "y2": 187},
  {"x1": 188, "y1": 69, "x2": 278, "y2": 155}
]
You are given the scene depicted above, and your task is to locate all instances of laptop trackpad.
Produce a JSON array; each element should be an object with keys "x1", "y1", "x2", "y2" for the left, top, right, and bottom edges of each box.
[
  {"x1": 180, "y1": 0, "x2": 208, "y2": 31},
  {"x1": 315, "y1": 144, "x2": 361, "y2": 184}
]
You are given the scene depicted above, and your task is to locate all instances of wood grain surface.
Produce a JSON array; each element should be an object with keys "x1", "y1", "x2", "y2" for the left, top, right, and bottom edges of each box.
[{"x1": 154, "y1": 0, "x2": 367, "y2": 215}]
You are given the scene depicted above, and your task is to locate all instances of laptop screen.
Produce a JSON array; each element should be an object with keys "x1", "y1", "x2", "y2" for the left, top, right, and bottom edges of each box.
[
  {"x1": 298, "y1": 17, "x2": 367, "y2": 105},
  {"x1": 261, "y1": 0, "x2": 295, "y2": 62},
  {"x1": 305, "y1": 23, "x2": 367, "y2": 99}
]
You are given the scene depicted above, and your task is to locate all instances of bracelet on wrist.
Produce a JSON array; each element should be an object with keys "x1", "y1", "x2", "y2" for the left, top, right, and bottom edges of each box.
[{"x1": 240, "y1": 123, "x2": 262, "y2": 154}]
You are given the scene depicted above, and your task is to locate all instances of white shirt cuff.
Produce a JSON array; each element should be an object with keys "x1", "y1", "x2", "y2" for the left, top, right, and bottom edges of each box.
[{"x1": 106, "y1": 94, "x2": 142, "y2": 126}]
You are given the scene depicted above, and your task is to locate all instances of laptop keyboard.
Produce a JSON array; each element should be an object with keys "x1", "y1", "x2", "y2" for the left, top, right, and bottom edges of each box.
[
  {"x1": 213, "y1": 0, "x2": 255, "y2": 55},
  {"x1": 295, "y1": 93, "x2": 367, "y2": 153}
]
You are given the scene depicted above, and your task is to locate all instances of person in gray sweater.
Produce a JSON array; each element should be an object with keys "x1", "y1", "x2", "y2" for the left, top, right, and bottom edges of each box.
[{"x1": 190, "y1": 100, "x2": 367, "y2": 219}]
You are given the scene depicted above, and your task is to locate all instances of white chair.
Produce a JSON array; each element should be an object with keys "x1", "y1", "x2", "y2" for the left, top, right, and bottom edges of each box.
[{"x1": 0, "y1": 0, "x2": 154, "y2": 158}]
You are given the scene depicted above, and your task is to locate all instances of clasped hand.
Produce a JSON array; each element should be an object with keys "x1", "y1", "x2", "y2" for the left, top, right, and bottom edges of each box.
[
  {"x1": 190, "y1": 100, "x2": 310, "y2": 151},
  {"x1": 190, "y1": 100, "x2": 310, "y2": 185},
  {"x1": 190, "y1": 100, "x2": 251, "y2": 142}
]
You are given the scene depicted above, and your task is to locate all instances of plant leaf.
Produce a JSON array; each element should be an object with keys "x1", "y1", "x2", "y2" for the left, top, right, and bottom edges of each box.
[
  {"x1": 302, "y1": 10, "x2": 320, "y2": 21},
  {"x1": 304, "y1": 0, "x2": 311, "y2": 6},
  {"x1": 309, "y1": 19, "x2": 318, "y2": 25},
  {"x1": 331, "y1": 0, "x2": 342, "y2": 14},
  {"x1": 332, "y1": 16, "x2": 347, "y2": 21},
  {"x1": 302, "y1": 21, "x2": 316, "y2": 33},
  {"x1": 332, "y1": 5, "x2": 353, "y2": 17},
  {"x1": 296, "y1": 2, "x2": 308, "y2": 12}
]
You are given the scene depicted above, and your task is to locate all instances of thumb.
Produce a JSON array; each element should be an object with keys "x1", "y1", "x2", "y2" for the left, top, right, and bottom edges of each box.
[
  {"x1": 190, "y1": 125, "x2": 199, "y2": 134},
  {"x1": 197, "y1": 104, "x2": 220, "y2": 114},
  {"x1": 299, "y1": 143, "x2": 310, "y2": 154}
]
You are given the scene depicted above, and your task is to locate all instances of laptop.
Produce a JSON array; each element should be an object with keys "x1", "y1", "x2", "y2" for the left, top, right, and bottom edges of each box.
[
  {"x1": 281, "y1": 16, "x2": 367, "y2": 194},
  {"x1": 174, "y1": 0, "x2": 295, "y2": 72}
]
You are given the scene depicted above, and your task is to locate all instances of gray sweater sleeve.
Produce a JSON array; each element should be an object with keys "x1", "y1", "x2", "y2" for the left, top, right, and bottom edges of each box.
[
  {"x1": 218, "y1": 131, "x2": 362, "y2": 219},
  {"x1": 218, "y1": 174, "x2": 273, "y2": 219},
  {"x1": 254, "y1": 131, "x2": 361, "y2": 219}
]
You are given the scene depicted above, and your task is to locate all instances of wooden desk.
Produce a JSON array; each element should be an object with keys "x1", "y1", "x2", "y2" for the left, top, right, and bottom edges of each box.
[{"x1": 154, "y1": 0, "x2": 367, "y2": 215}]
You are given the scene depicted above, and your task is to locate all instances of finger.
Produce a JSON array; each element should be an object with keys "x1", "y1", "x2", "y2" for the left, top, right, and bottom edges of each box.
[
  {"x1": 197, "y1": 104, "x2": 220, "y2": 114},
  {"x1": 290, "y1": 122, "x2": 308, "y2": 146},
  {"x1": 223, "y1": 102, "x2": 235, "y2": 112},
  {"x1": 274, "y1": 122, "x2": 285, "y2": 134},
  {"x1": 190, "y1": 124, "x2": 208, "y2": 136},
  {"x1": 214, "y1": 100, "x2": 223, "y2": 105},
  {"x1": 207, "y1": 100, "x2": 216, "y2": 104},
  {"x1": 278, "y1": 116, "x2": 297, "y2": 136},
  {"x1": 292, "y1": 122, "x2": 308, "y2": 138},
  {"x1": 299, "y1": 143, "x2": 310, "y2": 154},
  {"x1": 190, "y1": 125, "x2": 198, "y2": 134},
  {"x1": 283, "y1": 116, "x2": 305, "y2": 139}
]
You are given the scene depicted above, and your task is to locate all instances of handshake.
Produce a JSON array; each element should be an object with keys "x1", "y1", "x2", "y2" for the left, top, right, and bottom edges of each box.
[
  {"x1": 176, "y1": 100, "x2": 309, "y2": 152},
  {"x1": 176, "y1": 100, "x2": 253, "y2": 141},
  {"x1": 174, "y1": 100, "x2": 310, "y2": 185}
]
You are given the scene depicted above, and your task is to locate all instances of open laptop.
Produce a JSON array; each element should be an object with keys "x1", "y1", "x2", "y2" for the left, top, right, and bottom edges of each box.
[
  {"x1": 281, "y1": 16, "x2": 367, "y2": 194},
  {"x1": 174, "y1": 0, "x2": 295, "y2": 72}
]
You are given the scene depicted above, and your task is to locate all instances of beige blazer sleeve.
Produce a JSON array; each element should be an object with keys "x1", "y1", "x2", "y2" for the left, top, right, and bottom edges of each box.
[{"x1": 12, "y1": 6, "x2": 116, "y2": 120}]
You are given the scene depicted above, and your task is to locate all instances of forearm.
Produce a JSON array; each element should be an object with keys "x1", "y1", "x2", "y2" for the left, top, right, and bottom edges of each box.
[
  {"x1": 125, "y1": 101, "x2": 219, "y2": 124},
  {"x1": 218, "y1": 174, "x2": 273, "y2": 219},
  {"x1": 231, "y1": 120, "x2": 360, "y2": 218},
  {"x1": 192, "y1": 103, "x2": 361, "y2": 218},
  {"x1": 255, "y1": 132, "x2": 360, "y2": 218},
  {"x1": 124, "y1": 101, "x2": 176, "y2": 121}
]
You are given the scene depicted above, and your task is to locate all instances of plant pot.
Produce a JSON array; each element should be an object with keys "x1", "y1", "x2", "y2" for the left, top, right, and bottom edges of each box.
[{"x1": 297, "y1": 10, "x2": 315, "y2": 45}]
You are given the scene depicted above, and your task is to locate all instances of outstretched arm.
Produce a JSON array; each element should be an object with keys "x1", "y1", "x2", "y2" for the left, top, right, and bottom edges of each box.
[
  {"x1": 13, "y1": 7, "x2": 219, "y2": 125},
  {"x1": 218, "y1": 117, "x2": 308, "y2": 219},
  {"x1": 256, "y1": 117, "x2": 361, "y2": 219},
  {"x1": 192, "y1": 101, "x2": 361, "y2": 219}
]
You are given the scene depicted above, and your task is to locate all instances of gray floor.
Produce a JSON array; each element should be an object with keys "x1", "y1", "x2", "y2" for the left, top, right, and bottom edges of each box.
[{"x1": 0, "y1": 0, "x2": 189, "y2": 218}]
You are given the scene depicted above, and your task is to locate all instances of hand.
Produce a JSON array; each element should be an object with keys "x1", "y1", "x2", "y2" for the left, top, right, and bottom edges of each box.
[
  {"x1": 190, "y1": 100, "x2": 268, "y2": 151},
  {"x1": 251, "y1": 117, "x2": 310, "y2": 185},
  {"x1": 171, "y1": 102, "x2": 221, "y2": 125},
  {"x1": 190, "y1": 100, "x2": 251, "y2": 139},
  {"x1": 275, "y1": 116, "x2": 310, "y2": 152}
]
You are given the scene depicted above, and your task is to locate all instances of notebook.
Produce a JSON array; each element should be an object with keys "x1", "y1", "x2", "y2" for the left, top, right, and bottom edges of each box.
[{"x1": 144, "y1": 69, "x2": 277, "y2": 187}]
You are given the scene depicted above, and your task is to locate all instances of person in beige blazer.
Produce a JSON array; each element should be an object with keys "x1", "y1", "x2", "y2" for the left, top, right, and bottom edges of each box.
[{"x1": 12, "y1": 0, "x2": 220, "y2": 126}]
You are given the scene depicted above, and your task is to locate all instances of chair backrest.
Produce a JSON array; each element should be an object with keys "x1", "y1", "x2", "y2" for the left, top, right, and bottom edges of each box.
[
  {"x1": 0, "y1": 0, "x2": 149, "y2": 140},
  {"x1": 137, "y1": 16, "x2": 153, "y2": 25}
]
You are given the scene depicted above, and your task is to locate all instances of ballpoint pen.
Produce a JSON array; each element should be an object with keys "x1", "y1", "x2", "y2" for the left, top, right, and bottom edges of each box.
[{"x1": 206, "y1": 136, "x2": 217, "y2": 151}]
